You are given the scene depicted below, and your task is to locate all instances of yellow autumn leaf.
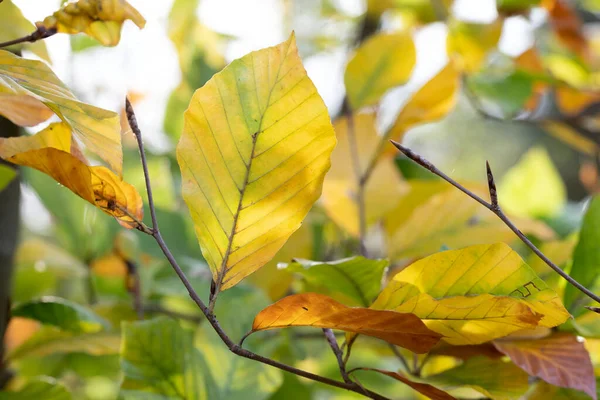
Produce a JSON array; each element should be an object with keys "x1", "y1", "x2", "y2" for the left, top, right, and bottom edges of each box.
[
  {"x1": 321, "y1": 112, "x2": 407, "y2": 236},
  {"x1": 344, "y1": 32, "x2": 416, "y2": 109},
  {"x1": 0, "y1": 0, "x2": 50, "y2": 61},
  {"x1": 0, "y1": 122, "x2": 143, "y2": 228},
  {"x1": 447, "y1": 18, "x2": 503, "y2": 73},
  {"x1": 387, "y1": 62, "x2": 460, "y2": 143},
  {"x1": 177, "y1": 33, "x2": 336, "y2": 293},
  {"x1": 371, "y1": 243, "x2": 570, "y2": 344},
  {"x1": 37, "y1": 0, "x2": 145, "y2": 47},
  {"x1": 542, "y1": 121, "x2": 598, "y2": 156},
  {"x1": 0, "y1": 50, "x2": 122, "y2": 175},
  {"x1": 497, "y1": 146, "x2": 567, "y2": 218}
]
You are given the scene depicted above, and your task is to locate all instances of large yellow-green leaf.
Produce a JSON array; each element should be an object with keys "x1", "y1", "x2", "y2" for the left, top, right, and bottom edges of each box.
[
  {"x1": 371, "y1": 243, "x2": 570, "y2": 344},
  {"x1": 426, "y1": 357, "x2": 529, "y2": 400},
  {"x1": 0, "y1": 122, "x2": 142, "y2": 227},
  {"x1": 344, "y1": 32, "x2": 416, "y2": 109},
  {"x1": 0, "y1": 378, "x2": 71, "y2": 400},
  {"x1": 447, "y1": 19, "x2": 503, "y2": 73},
  {"x1": 0, "y1": 0, "x2": 50, "y2": 61},
  {"x1": 321, "y1": 112, "x2": 406, "y2": 236},
  {"x1": 177, "y1": 34, "x2": 336, "y2": 292},
  {"x1": 0, "y1": 50, "x2": 122, "y2": 174},
  {"x1": 37, "y1": 0, "x2": 145, "y2": 47},
  {"x1": 564, "y1": 196, "x2": 600, "y2": 313},
  {"x1": 497, "y1": 146, "x2": 566, "y2": 218}
]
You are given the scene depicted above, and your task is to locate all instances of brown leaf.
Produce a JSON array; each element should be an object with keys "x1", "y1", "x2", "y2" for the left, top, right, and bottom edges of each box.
[
  {"x1": 363, "y1": 369, "x2": 456, "y2": 400},
  {"x1": 494, "y1": 333, "x2": 597, "y2": 399},
  {"x1": 543, "y1": 0, "x2": 587, "y2": 57},
  {"x1": 251, "y1": 293, "x2": 441, "y2": 353},
  {"x1": 429, "y1": 342, "x2": 503, "y2": 360}
]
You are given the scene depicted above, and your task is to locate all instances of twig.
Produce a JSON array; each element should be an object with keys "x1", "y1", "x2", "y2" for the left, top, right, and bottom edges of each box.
[
  {"x1": 125, "y1": 99, "x2": 390, "y2": 400},
  {"x1": 0, "y1": 27, "x2": 56, "y2": 49},
  {"x1": 125, "y1": 259, "x2": 144, "y2": 320},
  {"x1": 345, "y1": 108, "x2": 368, "y2": 256},
  {"x1": 323, "y1": 328, "x2": 352, "y2": 383},
  {"x1": 388, "y1": 344, "x2": 411, "y2": 373},
  {"x1": 390, "y1": 140, "x2": 600, "y2": 307}
]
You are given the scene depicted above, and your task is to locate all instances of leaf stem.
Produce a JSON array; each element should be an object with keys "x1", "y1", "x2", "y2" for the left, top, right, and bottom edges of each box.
[
  {"x1": 0, "y1": 27, "x2": 56, "y2": 49},
  {"x1": 390, "y1": 140, "x2": 600, "y2": 307},
  {"x1": 388, "y1": 344, "x2": 411, "y2": 373},
  {"x1": 126, "y1": 99, "x2": 391, "y2": 400},
  {"x1": 323, "y1": 328, "x2": 353, "y2": 383}
]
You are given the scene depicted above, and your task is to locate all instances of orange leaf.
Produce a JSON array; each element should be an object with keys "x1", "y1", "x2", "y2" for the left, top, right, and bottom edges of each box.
[
  {"x1": 251, "y1": 293, "x2": 441, "y2": 353},
  {"x1": 494, "y1": 333, "x2": 597, "y2": 399},
  {"x1": 0, "y1": 94, "x2": 53, "y2": 126},
  {"x1": 556, "y1": 86, "x2": 600, "y2": 116},
  {"x1": 364, "y1": 369, "x2": 456, "y2": 400},
  {"x1": 0, "y1": 122, "x2": 143, "y2": 228},
  {"x1": 543, "y1": 0, "x2": 587, "y2": 57}
]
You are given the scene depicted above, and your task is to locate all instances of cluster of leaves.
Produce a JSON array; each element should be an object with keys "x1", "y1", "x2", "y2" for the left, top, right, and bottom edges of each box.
[{"x1": 0, "y1": 0, "x2": 599, "y2": 399}]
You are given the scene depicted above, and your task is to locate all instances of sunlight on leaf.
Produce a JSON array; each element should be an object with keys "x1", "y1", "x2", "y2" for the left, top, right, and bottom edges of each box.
[
  {"x1": 251, "y1": 292, "x2": 441, "y2": 353},
  {"x1": 372, "y1": 243, "x2": 570, "y2": 344},
  {"x1": 387, "y1": 62, "x2": 459, "y2": 142},
  {"x1": 0, "y1": 50, "x2": 122, "y2": 174},
  {"x1": 322, "y1": 112, "x2": 407, "y2": 236},
  {"x1": 563, "y1": 196, "x2": 600, "y2": 313},
  {"x1": 426, "y1": 357, "x2": 529, "y2": 399},
  {"x1": 177, "y1": 33, "x2": 336, "y2": 292},
  {"x1": 12, "y1": 296, "x2": 110, "y2": 333},
  {"x1": 494, "y1": 333, "x2": 597, "y2": 399},
  {"x1": 497, "y1": 146, "x2": 566, "y2": 218},
  {"x1": 280, "y1": 256, "x2": 388, "y2": 307},
  {"x1": 37, "y1": 0, "x2": 145, "y2": 47},
  {"x1": 344, "y1": 32, "x2": 416, "y2": 109},
  {"x1": 0, "y1": 122, "x2": 143, "y2": 228},
  {"x1": 0, "y1": 0, "x2": 50, "y2": 61},
  {"x1": 447, "y1": 19, "x2": 503, "y2": 73}
]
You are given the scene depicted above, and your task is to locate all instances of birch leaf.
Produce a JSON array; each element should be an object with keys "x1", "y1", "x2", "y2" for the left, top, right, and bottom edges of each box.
[
  {"x1": 177, "y1": 33, "x2": 336, "y2": 292},
  {"x1": 0, "y1": 122, "x2": 142, "y2": 228},
  {"x1": 344, "y1": 32, "x2": 416, "y2": 109},
  {"x1": 251, "y1": 293, "x2": 441, "y2": 353},
  {"x1": 371, "y1": 243, "x2": 570, "y2": 344},
  {"x1": 0, "y1": 49, "x2": 122, "y2": 174}
]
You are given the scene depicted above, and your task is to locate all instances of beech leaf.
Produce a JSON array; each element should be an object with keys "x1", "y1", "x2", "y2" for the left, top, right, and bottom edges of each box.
[
  {"x1": 177, "y1": 33, "x2": 336, "y2": 292},
  {"x1": 363, "y1": 369, "x2": 456, "y2": 400},
  {"x1": 494, "y1": 333, "x2": 597, "y2": 399},
  {"x1": 0, "y1": 122, "x2": 143, "y2": 228},
  {"x1": 0, "y1": 50, "x2": 122, "y2": 174},
  {"x1": 371, "y1": 243, "x2": 570, "y2": 344},
  {"x1": 344, "y1": 32, "x2": 416, "y2": 109},
  {"x1": 447, "y1": 19, "x2": 503, "y2": 73},
  {"x1": 250, "y1": 292, "x2": 442, "y2": 353}
]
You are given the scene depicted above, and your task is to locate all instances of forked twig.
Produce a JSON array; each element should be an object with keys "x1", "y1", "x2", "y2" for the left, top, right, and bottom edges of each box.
[
  {"x1": 390, "y1": 140, "x2": 600, "y2": 307},
  {"x1": 125, "y1": 98, "x2": 390, "y2": 400}
]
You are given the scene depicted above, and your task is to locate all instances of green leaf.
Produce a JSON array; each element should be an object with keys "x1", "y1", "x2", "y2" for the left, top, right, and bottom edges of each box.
[
  {"x1": 344, "y1": 32, "x2": 416, "y2": 109},
  {"x1": 14, "y1": 237, "x2": 87, "y2": 278},
  {"x1": 497, "y1": 0, "x2": 540, "y2": 12},
  {"x1": 497, "y1": 146, "x2": 567, "y2": 218},
  {"x1": 563, "y1": 196, "x2": 600, "y2": 313},
  {"x1": 12, "y1": 296, "x2": 110, "y2": 333},
  {"x1": 426, "y1": 357, "x2": 529, "y2": 400},
  {"x1": 0, "y1": 378, "x2": 71, "y2": 400},
  {"x1": 120, "y1": 318, "x2": 217, "y2": 400},
  {"x1": 0, "y1": 164, "x2": 16, "y2": 192},
  {"x1": 280, "y1": 256, "x2": 388, "y2": 307},
  {"x1": 468, "y1": 70, "x2": 534, "y2": 117},
  {"x1": 8, "y1": 326, "x2": 120, "y2": 361}
]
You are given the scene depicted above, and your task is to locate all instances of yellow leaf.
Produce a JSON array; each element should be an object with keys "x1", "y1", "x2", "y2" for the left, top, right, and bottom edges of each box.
[
  {"x1": 542, "y1": 121, "x2": 598, "y2": 156},
  {"x1": 0, "y1": 122, "x2": 143, "y2": 228},
  {"x1": 321, "y1": 112, "x2": 407, "y2": 236},
  {"x1": 387, "y1": 62, "x2": 460, "y2": 142},
  {"x1": 344, "y1": 32, "x2": 416, "y2": 109},
  {"x1": 447, "y1": 19, "x2": 503, "y2": 73},
  {"x1": 0, "y1": 49, "x2": 122, "y2": 175},
  {"x1": 497, "y1": 146, "x2": 567, "y2": 218},
  {"x1": 556, "y1": 86, "x2": 600, "y2": 116},
  {"x1": 251, "y1": 292, "x2": 442, "y2": 353},
  {"x1": 37, "y1": 0, "x2": 145, "y2": 47},
  {"x1": 371, "y1": 243, "x2": 570, "y2": 344},
  {"x1": 177, "y1": 33, "x2": 336, "y2": 292},
  {"x1": 0, "y1": 0, "x2": 50, "y2": 61}
]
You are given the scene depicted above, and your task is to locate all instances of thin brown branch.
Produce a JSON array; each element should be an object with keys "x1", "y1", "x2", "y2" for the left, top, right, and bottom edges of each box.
[
  {"x1": 0, "y1": 27, "x2": 56, "y2": 49},
  {"x1": 388, "y1": 343, "x2": 411, "y2": 373},
  {"x1": 323, "y1": 328, "x2": 352, "y2": 383},
  {"x1": 390, "y1": 140, "x2": 600, "y2": 307},
  {"x1": 126, "y1": 99, "x2": 390, "y2": 400}
]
